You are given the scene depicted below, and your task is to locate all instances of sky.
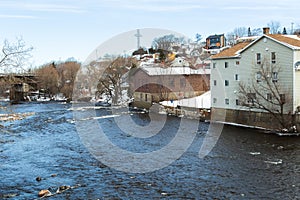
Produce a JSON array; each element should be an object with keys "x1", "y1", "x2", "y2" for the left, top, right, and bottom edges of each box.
[{"x1": 1, "y1": 0, "x2": 300, "y2": 67}]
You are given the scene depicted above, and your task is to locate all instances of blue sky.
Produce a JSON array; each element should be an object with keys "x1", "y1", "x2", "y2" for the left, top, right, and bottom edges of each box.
[{"x1": 1, "y1": 0, "x2": 300, "y2": 67}]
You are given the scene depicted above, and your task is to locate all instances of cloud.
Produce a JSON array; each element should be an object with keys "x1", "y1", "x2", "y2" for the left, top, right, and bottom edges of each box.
[
  {"x1": 0, "y1": 1, "x2": 85, "y2": 13},
  {"x1": 100, "y1": 0, "x2": 206, "y2": 12},
  {"x1": 0, "y1": 14, "x2": 36, "y2": 19},
  {"x1": 23, "y1": 3, "x2": 86, "y2": 13}
]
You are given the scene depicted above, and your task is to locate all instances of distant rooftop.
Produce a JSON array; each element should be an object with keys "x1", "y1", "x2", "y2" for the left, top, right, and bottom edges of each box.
[{"x1": 211, "y1": 41, "x2": 251, "y2": 59}]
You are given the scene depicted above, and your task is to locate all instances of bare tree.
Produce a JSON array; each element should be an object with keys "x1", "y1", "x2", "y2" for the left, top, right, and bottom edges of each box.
[
  {"x1": 152, "y1": 34, "x2": 186, "y2": 51},
  {"x1": 97, "y1": 57, "x2": 137, "y2": 105},
  {"x1": 35, "y1": 62, "x2": 59, "y2": 97},
  {"x1": 0, "y1": 37, "x2": 33, "y2": 72},
  {"x1": 57, "y1": 61, "x2": 80, "y2": 99},
  {"x1": 238, "y1": 58, "x2": 293, "y2": 130},
  {"x1": 267, "y1": 21, "x2": 281, "y2": 34}
]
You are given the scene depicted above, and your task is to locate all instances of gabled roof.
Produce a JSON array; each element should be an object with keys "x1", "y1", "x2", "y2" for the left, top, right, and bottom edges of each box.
[
  {"x1": 211, "y1": 34, "x2": 300, "y2": 60},
  {"x1": 239, "y1": 34, "x2": 300, "y2": 54},
  {"x1": 211, "y1": 41, "x2": 251, "y2": 59},
  {"x1": 266, "y1": 34, "x2": 300, "y2": 48}
]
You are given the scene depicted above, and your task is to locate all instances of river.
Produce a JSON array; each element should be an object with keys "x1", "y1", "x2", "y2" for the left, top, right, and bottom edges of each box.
[{"x1": 0, "y1": 102, "x2": 299, "y2": 199}]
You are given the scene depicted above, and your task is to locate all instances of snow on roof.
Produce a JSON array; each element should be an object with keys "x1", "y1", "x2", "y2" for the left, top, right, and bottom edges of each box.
[
  {"x1": 161, "y1": 91, "x2": 211, "y2": 109},
  {"x1": 141, "y1": 64, "x2": 210, "y2": 76}
]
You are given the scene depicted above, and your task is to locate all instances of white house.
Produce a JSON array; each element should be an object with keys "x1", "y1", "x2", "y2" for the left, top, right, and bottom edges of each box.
[{"x1": 210, "y1": 31, "x2": 300, "y2": 129}]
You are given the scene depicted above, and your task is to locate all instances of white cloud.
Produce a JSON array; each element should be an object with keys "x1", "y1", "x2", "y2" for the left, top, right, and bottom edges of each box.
[
  {"x1": 0, "y1": 14, "x2": 36, "y2": 19},
  {"x1": 0, "y1": 1, "x2": 85, "y2": 13},
  {"x1": 100, "y1": 0, "x2": 206, "y2": 12}
]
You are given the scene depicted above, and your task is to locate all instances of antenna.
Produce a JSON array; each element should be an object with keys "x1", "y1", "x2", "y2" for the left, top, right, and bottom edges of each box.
[{"x1": 134, "y1": 29, "x2": 142, "y2": 49}]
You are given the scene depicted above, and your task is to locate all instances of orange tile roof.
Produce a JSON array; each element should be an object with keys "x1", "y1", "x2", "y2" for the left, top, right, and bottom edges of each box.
[
  {"x1": 211, "y1": 41, "x2": 251, "y2": 59},
  {"x1": 266, "y1": 34, "x2": 300, "y2": 48}
]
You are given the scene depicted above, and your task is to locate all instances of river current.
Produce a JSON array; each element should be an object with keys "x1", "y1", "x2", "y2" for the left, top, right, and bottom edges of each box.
[{"x1": 0, "y1": 102, "x2": 299, "y2": 199}]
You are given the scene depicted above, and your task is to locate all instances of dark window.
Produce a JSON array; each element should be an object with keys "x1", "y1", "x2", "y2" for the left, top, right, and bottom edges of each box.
[
  {"x1": 236, "y1": 61, "x2": 240, "y2": 65},
  {"x1": 213, "y1": 80, "x2": 217, "y2": 86},
  {"x1": 256, "y1": 71, "x2": 262, "y2": 82},
  {"x1": 225, "y1": 98, "x2": 229, "y2": 105},
  {"x1": 225, "y1": 80, "x2": 229, "y2": 86},
  {"x1": 236, "y1": 99, "x2": 239, "y2": 105},
  {"x1": 213, "y1": 62, "x2": 216, "y2": 68},
  {"x1": 235, "y1": 74, "x2": 239, "y2": 81},
  {"x1": 247, "y1": 93, "x2": 256, "y2": 105},
  {"x1": 213, "y1": 98, "x2": 217, "y2": 103},
  {"x1": 272, "y1": 72, "x2": 278, "y2": 82},
  {"x1": 271, "y1": 52, "x2": 276, "y2": 64},
  {"x1": 256, "y1": 53, "x2": 261, "y2": 64},
  {"x1": 225, "y1": 62, "x2": 229, "y2": 68},
  {"x1": 267, "y1": 93, "x2": 272, "y2": 101}
]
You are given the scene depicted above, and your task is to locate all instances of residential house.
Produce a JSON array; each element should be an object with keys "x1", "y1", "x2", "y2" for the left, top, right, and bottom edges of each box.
[{"x1": 210, "y1": 28, "x2": 300, "y2": 130}]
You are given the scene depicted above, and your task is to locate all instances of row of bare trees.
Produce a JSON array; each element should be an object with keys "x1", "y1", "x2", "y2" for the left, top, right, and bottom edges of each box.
[{"x1": 34, "y1": 61, "x2": 80, "y2": 99}]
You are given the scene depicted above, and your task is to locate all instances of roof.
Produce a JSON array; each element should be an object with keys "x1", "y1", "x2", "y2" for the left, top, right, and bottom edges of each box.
[
  {"x1": 211, "y1": 34, "x2": 300, "y2": 60},
  {"x1": 140, "y1": 64, "x2": 210, "y2": 76},
  {"x1": 211, "y1": 41, "x2": 251, "y2": 59},
  {"x1": 266, "y1": 34, "x2": 300, "y2": 48}
]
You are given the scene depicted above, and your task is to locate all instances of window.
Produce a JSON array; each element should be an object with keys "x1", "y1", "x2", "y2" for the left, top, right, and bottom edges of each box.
[
  {"x1": 256, "y1": 53, "x2": 261, "y2": 64},
  {"x1": 145, "y1": 94, "x2": 148, "y2": 101},
  {"x1": 271, "y1": 52, "x2": 276, "y2": 64},
  {"x1": 280, "y1": 94, "x2": 286, "y2": 103},
  {"x1": 256, "y1": 71, "x2": 262, "y2": 82},
  {"x1": 170, "y1": 79, "x2": 175, "y2": 87},
  {"x1": 213, "y1": 98, "x2": 217, "y2": 104},
  {"x1": 213, "y1": 80, "x2": 217, "y2": 86},
  {"x1": 225, "y1": 98, "x2": 229, "y2": 105},
  {"x1": 235, "y1": 74, "x2": 239, "y2": 81},
  {"x1": 236, "y1": 61, "x2": 240, "y2": 65},
  {"x1": 236, "y1": 99, "x2": 239, "y2": 105},
  {"x1": 267, "y1": 93, "x2": 272, "y2": 101},
  {"x1": 272, "y1": 72, "x2": 278, "y2": 82},
  {"x1": 225, "y1": 80, "x2": 229, "y2": 86},
  {"x1": 213, "y1": 62, "x2": 216, "y2": 68},
  {"x1": 225, "y1": 62, "x2": 229, "y2": 68},
  {"x1": 180, "y1": 78, "x2": 186, "y2": 88},
  {"x1": 140, "y1": 93, "x2": 143, "y2": 100},
  {"x1": 247, "y1": 93, "x2": 256, "y2": 105}
]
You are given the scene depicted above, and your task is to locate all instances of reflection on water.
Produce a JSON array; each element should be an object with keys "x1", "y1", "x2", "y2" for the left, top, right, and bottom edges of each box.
[{"x1": 0, "y1": 102, "x2": 299, "y2": 199}]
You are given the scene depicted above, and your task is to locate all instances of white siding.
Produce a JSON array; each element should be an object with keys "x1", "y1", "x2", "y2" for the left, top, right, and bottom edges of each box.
[
  {"x1": 212, "y1": 36, "x2": 296, "y2": 113},
  {"x1": 211, "y1": 58, "x2": 240, "y2": 109}
]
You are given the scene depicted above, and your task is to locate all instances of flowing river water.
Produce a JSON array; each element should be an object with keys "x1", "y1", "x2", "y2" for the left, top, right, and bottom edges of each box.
[{"x1": 0, "y1": 102, "x2": 299, "y2": 199}]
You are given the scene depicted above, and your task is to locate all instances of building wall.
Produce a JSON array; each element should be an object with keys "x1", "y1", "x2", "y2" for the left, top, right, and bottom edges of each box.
[
  {"x1": 211, "y1": 36, "x2": 295, "y2": 114},
  {"x1": 211, "y1": 107, "x2": 296, "y2": 131},
  {"x1": 211, "y1": 58, "x2": 241, "y2": 110},
  {"x1": 293, "y1": 50, "x2": 300, "y2": 111},
  {"x1": 240, "y1": 36, "x2": 294, "y2": 113},
  {"x1": 130, "y1": 69, "x2": 210, "y2": 103}
]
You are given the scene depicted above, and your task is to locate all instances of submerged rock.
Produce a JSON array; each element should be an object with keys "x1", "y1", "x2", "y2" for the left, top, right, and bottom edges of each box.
[
  {"x1": 56, "y1": 185, "x2": 71, "y2": 193},
  {"x1": 38, "y1": 189, "x2": 51, "y2": 197}
]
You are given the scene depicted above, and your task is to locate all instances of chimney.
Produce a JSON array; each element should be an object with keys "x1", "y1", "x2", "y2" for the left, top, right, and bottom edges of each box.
[{"x1": 263, "y1": 27, "x2": 270, "y2": 34}]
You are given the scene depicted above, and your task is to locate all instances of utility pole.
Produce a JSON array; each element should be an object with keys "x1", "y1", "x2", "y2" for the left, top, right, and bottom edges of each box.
[
  {"x1": 291, "y1": 22, "x2": 294, "y2": 34},
  {"x1": 134, "y1": 29, "x2": 142, "y2": 49}
]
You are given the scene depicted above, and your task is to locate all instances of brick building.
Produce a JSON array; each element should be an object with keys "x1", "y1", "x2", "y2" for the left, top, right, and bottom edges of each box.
[{"x1": 129, "y1": 63, "x2": 210, "y2": 108}]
